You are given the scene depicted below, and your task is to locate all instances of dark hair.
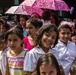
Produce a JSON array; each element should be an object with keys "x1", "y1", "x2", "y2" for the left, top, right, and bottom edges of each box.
[
  {"x1": 5, "y1": 25, "x2": 23, "y2": 41},
  {"x1": 71, "y1": 32, "x2": 76, "y2": 37},
  {"x1": 0, "y1": 33, "x2": 5, "y2": 41},
  {"x1": 50, "y1": 13, "x2": 58, "y2": 27},
  {"x1": 58, "y1": 24, "x2": 72, "y2": 32},
  {"x1": 0, "y1": 20, "x2": 3, "y2": 24},
  {"x1": 42, "y1": 9, "x2": 51, "y2": 20},
  {"x1": 20, "y1": 15, "x2": 28, "y2": 21},
  {"x1": 70, "y1": 59, "x2": 76, "y2": 75},
  {"x1": 26, "y1": 19, "x2": 43, "y2": 28},
  {"x1": 2, "y1": 24, "x2": 10, "y2": 30},
  {"x1": 31, "y1": 12, "x2": 41, "y2": 19},
  {"x1": 35, "y1": 24, "x2": 58, "y2": 47},
  {"x1": 36, "y1": 53, "x2": 61, "y2": 75}
]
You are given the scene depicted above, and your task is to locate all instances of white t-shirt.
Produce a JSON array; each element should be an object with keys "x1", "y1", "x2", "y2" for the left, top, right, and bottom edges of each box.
[
  {"x1": 41, "y1": 19, "x2": 51, "y2": 26},
  {"x1": 0, "y1": 47, "x2": 9, "y2": 75},
  {"x1": 24, "y1": 45, "x2": 60, "y2": 72},
  {"x1": 55, "y1": 40, "x2": 76, "y2": 75}
]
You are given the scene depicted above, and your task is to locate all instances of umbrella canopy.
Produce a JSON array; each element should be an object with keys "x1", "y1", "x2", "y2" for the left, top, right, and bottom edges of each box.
[
  {"x1": 5, "y1": 6, "x2": 43, "y2": 16},
  {"x1": 20, "y1": 0, "x2": 70, "y2": 11}
]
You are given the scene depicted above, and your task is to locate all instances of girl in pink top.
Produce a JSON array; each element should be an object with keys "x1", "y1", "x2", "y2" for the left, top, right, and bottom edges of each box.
[{"x1": 23, "y1": 19, "x2": 43, "y2": 51}]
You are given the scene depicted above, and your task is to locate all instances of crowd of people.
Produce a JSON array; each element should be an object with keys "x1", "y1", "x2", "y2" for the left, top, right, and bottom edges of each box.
[{"x1": 0, "y1": 9, "x2": 76, "y2": 75}]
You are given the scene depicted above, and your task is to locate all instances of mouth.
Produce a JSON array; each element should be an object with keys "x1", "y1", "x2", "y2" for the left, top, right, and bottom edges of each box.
[
  {"x1": 10, "y1": 46, "x2": 15, "y2": 48},
  {"x1": 44, "y1": 40, "x2": 52, "y2": 46}
]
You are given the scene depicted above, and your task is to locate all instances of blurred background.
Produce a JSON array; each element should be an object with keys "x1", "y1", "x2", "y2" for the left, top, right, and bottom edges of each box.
[{"x1": 0, "y1": 0, "x2": 76, "y2": 19}]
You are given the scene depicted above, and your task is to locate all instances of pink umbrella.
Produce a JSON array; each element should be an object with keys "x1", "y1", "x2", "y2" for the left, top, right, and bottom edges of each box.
[
  {"x1": 20, "y1": 0, "x2": 70, "y2": 11},
  {"x1": 5, "y1": 6, "x2": 43, "y2": 16}
]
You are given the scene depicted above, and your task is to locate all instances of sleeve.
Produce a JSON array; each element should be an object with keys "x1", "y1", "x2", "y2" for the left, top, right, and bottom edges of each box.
[{"x1": 24, "y1": 51, "x2": 37, "y2": 72}]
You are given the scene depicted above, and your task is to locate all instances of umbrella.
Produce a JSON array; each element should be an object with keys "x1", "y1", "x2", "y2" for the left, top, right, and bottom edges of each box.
[
  {"x1": 5, "y1": 6, "x2": 43, "y2": 16},
  {"x1": 20, "y1": 0, "x2": 70, "y2": 11}
]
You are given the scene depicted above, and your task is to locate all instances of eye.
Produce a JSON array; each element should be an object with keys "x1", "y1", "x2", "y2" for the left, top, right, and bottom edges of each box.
[
  {"x1": 61, "y1": 32, "x2": 65, "y2": 35},
  {"x1": 41, "y1": 72, "x2": 46, "y2": 75},
  {"x1": 8, "y1": 39, "x2": 11, "y2": 42},
  {"x1": 52, "y1": 36, "x2": 56, "y2": 39},
  {"x1": 45, "y1": 33, "x2": 50, "y2": 37},
  {"x1": 13, "y1": 39, "x2": 17, "y2": 42},
  {"x1": 67, "y1": 32, "x2": 71, "y2": 35}
]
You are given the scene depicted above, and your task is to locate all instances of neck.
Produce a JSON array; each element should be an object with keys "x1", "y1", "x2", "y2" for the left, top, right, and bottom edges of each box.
[{"x1": 10, "y1": 47, "x2": 22, "y2": 56}]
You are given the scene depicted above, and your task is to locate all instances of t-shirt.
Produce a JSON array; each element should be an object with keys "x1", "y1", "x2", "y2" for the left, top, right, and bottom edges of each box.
[
  {"x1": 7, "y1": 50, "x2": 27, "y2": 75},
  {"x1": 55, "y1": 40, "x2": 76, "y2": 75},
  {"x1": 23, "y1": 37, "x2": 34, "y2": 51},
  {"x1": 24, "y1": 45, "x2": 60, "y2": 72},
  {"x1": 0, "y1": 47, "x2": 9, "y2": 75}
]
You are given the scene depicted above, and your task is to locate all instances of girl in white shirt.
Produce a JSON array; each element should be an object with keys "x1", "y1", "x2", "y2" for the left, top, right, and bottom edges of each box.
[
  {"x1": 55, "y1": 24, "x2": 76, "y2": 75},
  {"x1": 24, "y1": 24, "x2": 61, "y2": 75}
]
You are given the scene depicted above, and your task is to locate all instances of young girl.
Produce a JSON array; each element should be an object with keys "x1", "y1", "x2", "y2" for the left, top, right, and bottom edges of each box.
[
  {"x1": 24, "y1": 24, "x2": 61, "y2": 75},
  {"x1": 55, "y1": 24, "x2": 76, "y2": 75},
  {"x1": 4, "y1": 25, "x2": 27, "y2": 75},
  {"x1": 19, "y1": 15, "x2": 28, "y2": 37},
  {"x1": 36, "y1": 53, "x2": 61, "y2": 75},
  {"x1": 0, "y1": 33, "x2": 9, "y2": 75},
  {"x1": 23, "y1": 19, "x2": 43, "y2": 50}
]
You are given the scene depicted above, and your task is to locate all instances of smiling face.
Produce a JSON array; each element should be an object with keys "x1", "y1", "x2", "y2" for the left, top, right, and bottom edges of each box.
[
  {"x1": 40, "y1": 64, "x2": 57, "y2": 75},
  {"x1": 41, "y1": 31, "x2": 57, "y2": 52},
  {"x1": 7, "y1": 34, "x2": 23, "y2": 51},
  {"x1": 59, "y1": 28, "x2": 71, "y2": 45}
]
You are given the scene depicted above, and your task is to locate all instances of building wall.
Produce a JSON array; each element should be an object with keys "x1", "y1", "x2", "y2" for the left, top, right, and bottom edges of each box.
[{"x1": 0, "y1": 0, "x2": 23, "y2": 14}]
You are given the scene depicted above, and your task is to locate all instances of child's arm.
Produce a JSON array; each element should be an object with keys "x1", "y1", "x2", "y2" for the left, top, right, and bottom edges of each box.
[{"x1": 4, "y1": 56, "x2": 9, "y2": 75}]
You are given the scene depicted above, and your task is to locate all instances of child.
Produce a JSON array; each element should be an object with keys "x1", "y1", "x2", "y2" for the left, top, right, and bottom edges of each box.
[
  {"x1": 23, "y1": 19, "x2": 43, "y2": 50},
  {"x1": 55, "y1": 24, "x2": 76, "y2": 75},
  {"x1": 71, "y1": 32, "x2": 76, "y2": 44},
  {"x1": 31, "y1": 12, "x2": 41, "y2": 20},
  {"x1": 68, "y1": 58, "x2": 76, "y2": 75},
  {"x1": 24, "y1": 24, "x2": 61, "y2": 75},
  {"x1": 4, "y1": 25, "x2": 27, "y2": 75},
  {"x1": 36, "y1": 53, "x2": 61, "y2": 75},
  {"x1": 0, "y1": 24, "x2": 9, "y2": 34},
  {"x1": 0, "y1": 33, "x2": 9, "y2": 75},
  {"x1": 19, "y1": 15, "x2": 28, "y2": 37}
]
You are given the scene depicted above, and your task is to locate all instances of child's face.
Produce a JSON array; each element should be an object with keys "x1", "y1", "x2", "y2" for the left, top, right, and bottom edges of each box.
[
  {"x1": 26, "y1": 22, "x2": 38, "y2": 36},
  {"x1": 71, "y1": 36, "x2": 76, "y2": 44},
  {"x1": 31, "y1": 13, "x2": 39, "y2": 20},
  {"x1": 41, "y1": 31, "x2": 57, "y2": 51},
  {"x1": 20, "y1": 17, "x2": 26, "y2": 27},
  {"x1": 0, "y1": 25, "x2": 7, "y2": 34},
  {"x1": 7, "y1": 34, "x2": 23, "y2": 51},
  {"x1": 40, "y1": 64, "x2": 57, "y2": 75},
  {"x1": 59, "y1": 28, "x2": 71, "y2": 45}
]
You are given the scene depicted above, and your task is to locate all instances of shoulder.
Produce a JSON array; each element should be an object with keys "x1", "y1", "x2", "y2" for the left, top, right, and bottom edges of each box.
[
  {"x1": 23, "y1": 36, "x2": 28, "y2": 40},
  {"x1": 25, "y1": 46, "x2": 42, "y2": 57}
]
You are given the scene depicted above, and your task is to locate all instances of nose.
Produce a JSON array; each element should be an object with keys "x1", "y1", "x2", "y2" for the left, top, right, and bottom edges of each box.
[
  {"x1": 48, "y1": 36, "x2": 53, "y2": 41},
  {"x1": 10, "y1": 41, "x2": 14, "y2": 45},
  {"x1": 64, "y1": 34, "x2": 68, "y2": 37},
  {"x1": 26, "y1": 28, "x2": 30, "y2": 33}
]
